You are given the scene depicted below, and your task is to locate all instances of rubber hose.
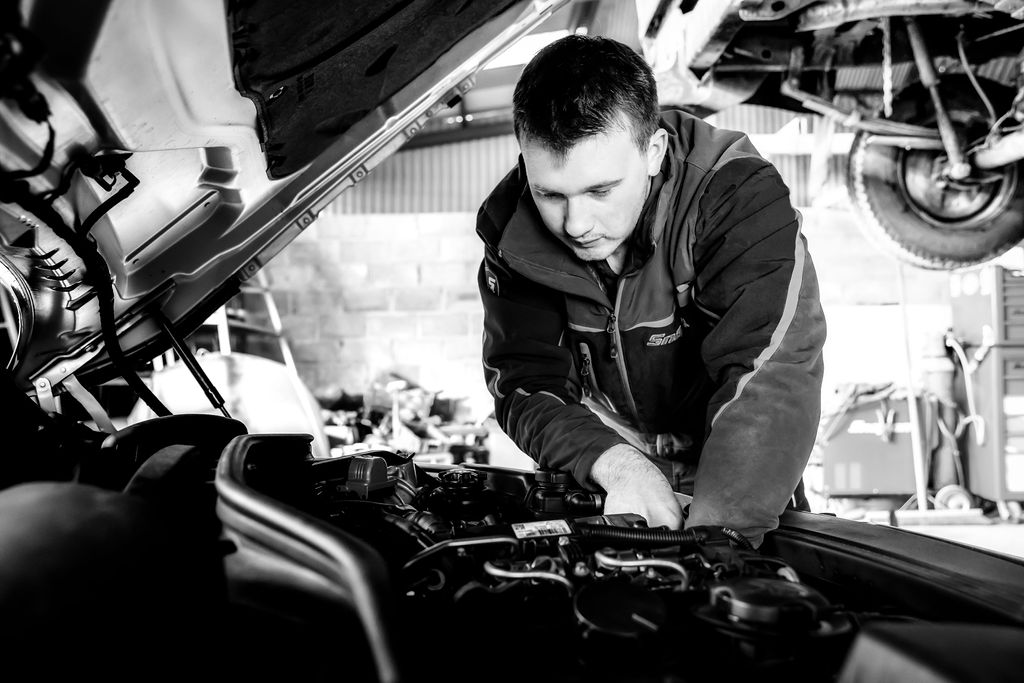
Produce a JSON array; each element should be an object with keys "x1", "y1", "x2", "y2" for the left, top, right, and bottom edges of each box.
[
  {"x1": 575, "y1": 524, "x2": 705, "y2": 544},
  {"x1": 379, "y1": 511, "x2": 434, "y2": 549}
]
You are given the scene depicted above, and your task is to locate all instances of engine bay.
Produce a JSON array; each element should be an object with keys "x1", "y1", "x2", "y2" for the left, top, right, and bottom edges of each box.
[
  {"x1": 2, "y1": 415, "x2": 1023, "y2": 682},
  {"x1": 217, "y1": 433, "x2": 968, "y2": 683}
]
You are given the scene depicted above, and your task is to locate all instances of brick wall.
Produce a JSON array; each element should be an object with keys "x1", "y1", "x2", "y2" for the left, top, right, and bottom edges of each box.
[{"x1": 265, "y1": 211, "x2": 493, "y2": 417}]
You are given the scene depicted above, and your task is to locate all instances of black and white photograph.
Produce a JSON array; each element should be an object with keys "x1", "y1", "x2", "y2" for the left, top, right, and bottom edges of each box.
[{"x1": 2, "y1": 1, "x2": 1024, "y2": 680}]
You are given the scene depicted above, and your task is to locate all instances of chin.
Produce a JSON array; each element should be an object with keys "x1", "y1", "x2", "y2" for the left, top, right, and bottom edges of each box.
[
  {"x1": 573, "y1": 249, "x2": 609, "y2": 263},
  {"x1": 570, "y1": 242, "x2": 616, "y2": 262}
]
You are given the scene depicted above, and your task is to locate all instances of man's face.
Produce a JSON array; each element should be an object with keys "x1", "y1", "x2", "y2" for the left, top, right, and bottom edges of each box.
[{"x1": 521, "y1": 117, "x2": 666, "y2": 268}]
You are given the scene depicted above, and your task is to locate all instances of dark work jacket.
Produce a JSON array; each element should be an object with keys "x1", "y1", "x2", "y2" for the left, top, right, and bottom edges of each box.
[{"x1": 475, "y1": 109, "x2": 827, "y2": 543}]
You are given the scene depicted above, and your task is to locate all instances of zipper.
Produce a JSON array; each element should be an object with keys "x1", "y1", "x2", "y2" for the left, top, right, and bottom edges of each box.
[
  {"x1": 611, "y1": 280, "x2": 641, "y2": 426},
  {"x1": 578, "y1": 342, "x2": 599, "y2": 398},
  {"x1": 606, "y1": 314, "x2": 617, "y2": 360},
  {"x1": 579, "y1": 341, "x2": 619, "y2": 415}
]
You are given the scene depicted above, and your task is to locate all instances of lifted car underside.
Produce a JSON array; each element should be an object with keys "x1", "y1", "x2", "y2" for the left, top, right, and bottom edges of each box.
[{"x1": 656, "y1": 0, "x2": 1024, "y2": 269}]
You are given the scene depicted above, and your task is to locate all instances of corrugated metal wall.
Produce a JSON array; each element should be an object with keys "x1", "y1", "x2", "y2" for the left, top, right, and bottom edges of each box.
[
  {"x1": 591, "y1": 0, "x2": 642, "y2": 47},
  {"x1": 710, "y1": 105, "x2": 800, "y2": 135},
  {"x1": 327, "y1": 135, "x2": 520, "y2": 215},
  {"x1": 325, "y1": 106, "x2": 845, "y2": 216}
]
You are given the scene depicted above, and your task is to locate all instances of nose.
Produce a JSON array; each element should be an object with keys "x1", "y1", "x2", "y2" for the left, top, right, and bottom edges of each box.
[{"x1": 563, "y1": 197, "x2": 592, "y2": 239}]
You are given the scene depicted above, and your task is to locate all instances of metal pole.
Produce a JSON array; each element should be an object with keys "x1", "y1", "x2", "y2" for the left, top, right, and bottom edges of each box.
[
  {"x1": 154, "y1": 310, "x2": 231, "y2": 419},
  {"x1": 897, "y1": 263, "x2": 930, "y2": 512},
  {"x1": 904, "y1": 16, "x2": 971, "y2": 180}
]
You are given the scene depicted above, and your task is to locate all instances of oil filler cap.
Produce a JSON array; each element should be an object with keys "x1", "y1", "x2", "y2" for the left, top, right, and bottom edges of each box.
[{"x1": 438, "y1": 468, "x2": 484, "y2": 491}]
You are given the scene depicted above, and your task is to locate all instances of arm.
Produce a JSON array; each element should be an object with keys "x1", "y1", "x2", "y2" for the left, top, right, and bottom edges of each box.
[
  {"x1": 478, "y1": 208, "x2": 682, "y2": 527},
  {"x1": 686, "y1": 157, "x2": 827, "y2": 546},
  {"x1": 477, "y1": 229, "x2": 625, "y2": 487}
]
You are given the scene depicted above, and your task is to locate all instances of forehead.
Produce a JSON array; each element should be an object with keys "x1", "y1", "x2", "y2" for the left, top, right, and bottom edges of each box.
[{"x1": 521, "y1": 126, "x2": 642, "y2": 192}]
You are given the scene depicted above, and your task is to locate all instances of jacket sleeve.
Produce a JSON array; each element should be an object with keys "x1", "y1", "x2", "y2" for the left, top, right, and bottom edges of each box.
[
  {"x1": 686, "y1": 157, "x2": 827, "y2": 546},
  {"x1": 477, "y1": 211, "x2": 629, "y2": 489}
]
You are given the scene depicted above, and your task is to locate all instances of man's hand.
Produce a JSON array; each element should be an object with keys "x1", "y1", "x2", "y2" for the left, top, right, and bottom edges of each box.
[{"x1": 590, "y1": 443, "x2": 683, "y2": 529}]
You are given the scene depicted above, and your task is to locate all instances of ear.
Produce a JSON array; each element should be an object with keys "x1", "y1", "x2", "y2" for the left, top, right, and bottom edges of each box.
[{"x1": 645, "y1": 128, "x2": 668, "y2": 176}]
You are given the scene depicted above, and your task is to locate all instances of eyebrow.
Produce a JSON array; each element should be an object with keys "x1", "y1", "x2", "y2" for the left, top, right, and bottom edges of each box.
[{"x1": 531, "y1": 179, "x2": 623, "y2": 195}]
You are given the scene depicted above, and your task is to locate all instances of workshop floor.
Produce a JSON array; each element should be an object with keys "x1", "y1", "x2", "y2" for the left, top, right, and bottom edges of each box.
[
  {"x1": 824, "y1": 497, "x2": 1024, "y2": 559},
  {"x1": 804, "y1": 464, "x2": 1024, "y2": 560},
  {"x1": 906, "y1": 523, "x2": 1024, "y2": 560}
]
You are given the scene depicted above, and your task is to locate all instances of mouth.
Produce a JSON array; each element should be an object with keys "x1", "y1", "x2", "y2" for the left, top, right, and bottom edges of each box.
[{"x1": 572, "y1": 238, "x2": 602, "y2": 249}]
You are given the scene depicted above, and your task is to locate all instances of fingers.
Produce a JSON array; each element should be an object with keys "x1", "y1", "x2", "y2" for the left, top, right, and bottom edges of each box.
[{"x1": 591, "y1": 444, "x2": 683, "y2": 529}]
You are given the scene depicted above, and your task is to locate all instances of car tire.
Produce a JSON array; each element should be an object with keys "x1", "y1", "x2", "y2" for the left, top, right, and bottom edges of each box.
[{"x1": 848, "y1": 78, "x2": 1024, "y2": 270}]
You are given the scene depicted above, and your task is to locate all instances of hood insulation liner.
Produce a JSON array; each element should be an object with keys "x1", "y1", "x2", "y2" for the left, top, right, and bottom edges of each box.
[{"x1": 229, "y1": 0, "x2": 520, "y2": 178}]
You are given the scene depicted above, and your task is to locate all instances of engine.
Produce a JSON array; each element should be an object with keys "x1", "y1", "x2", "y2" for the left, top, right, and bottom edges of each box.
[{"x1": 301, "y1": 448, "x2": 861, "y2": 682}]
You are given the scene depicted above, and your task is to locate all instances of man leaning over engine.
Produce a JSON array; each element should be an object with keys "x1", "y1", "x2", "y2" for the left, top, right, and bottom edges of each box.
[{"x1": 475, "y1": 35, "x2": 826, "y2": 547}]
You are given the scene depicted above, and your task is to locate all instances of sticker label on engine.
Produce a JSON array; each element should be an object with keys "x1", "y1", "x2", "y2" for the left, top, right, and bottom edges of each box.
[{"x1": 511, "y1": 520, "x2": 572, "y2": 539}]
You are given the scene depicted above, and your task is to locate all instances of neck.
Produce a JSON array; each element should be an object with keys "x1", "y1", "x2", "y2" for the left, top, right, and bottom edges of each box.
[
  {"x1": 607, "y1": 176, "x2": 653, "y2": 275},
  {"x1": 606, "y1": 250, "x2": 626, "y2": 275}
]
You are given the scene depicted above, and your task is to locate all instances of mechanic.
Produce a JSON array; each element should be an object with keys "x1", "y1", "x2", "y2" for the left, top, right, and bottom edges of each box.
[{"x1": 475, "y1": 34, "x2": 826, "y2": 547}]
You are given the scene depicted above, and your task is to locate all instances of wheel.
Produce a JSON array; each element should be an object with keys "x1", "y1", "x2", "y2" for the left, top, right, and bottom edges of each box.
[{"x1": 848, "y1": 77, "x2": 1024, "y2": 270}]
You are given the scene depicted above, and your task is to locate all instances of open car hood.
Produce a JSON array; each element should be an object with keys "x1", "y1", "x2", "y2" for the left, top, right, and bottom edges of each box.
[{"x1": 0, "y1": 0, "x2": 567, "y2": 402}]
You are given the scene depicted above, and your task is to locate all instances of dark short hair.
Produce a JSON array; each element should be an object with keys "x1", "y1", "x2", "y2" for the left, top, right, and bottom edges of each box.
[{"x1": 512, "y1": 34, "x2": 659, "y2": 156}]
